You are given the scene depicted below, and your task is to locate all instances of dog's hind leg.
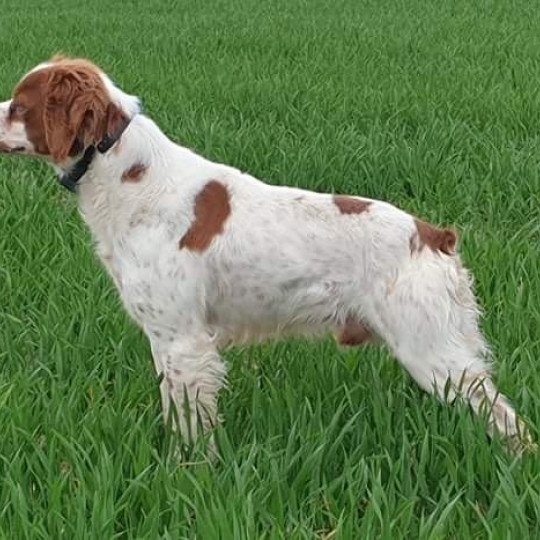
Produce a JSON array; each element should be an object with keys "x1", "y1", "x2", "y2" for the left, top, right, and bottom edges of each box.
[{"x1": 371, "y1": 253, "x2": 534, "y2": 452}]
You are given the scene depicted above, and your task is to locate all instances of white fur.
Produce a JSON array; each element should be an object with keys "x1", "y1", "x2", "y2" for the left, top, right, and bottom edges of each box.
[
  {"x1": 0, "y1": 69, "x2": 533, "y2": 452},
  {"x1": 0, "y1": 100, "x2": 35, "y2": 153}
]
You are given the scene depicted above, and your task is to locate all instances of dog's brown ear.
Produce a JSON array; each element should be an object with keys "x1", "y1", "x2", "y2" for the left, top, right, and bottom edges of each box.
[
  {"x1": 43, "y1": 65, "x2": 111, "y2": 162},
  {"x1": 104, "y1": 101, "x2": 129, "y2": 143}
]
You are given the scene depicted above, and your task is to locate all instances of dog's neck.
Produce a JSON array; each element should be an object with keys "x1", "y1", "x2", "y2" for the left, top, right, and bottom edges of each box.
[
  {"x1": 52, "y1": 113, "x2": 168, "y2": 188},
  {"x1": 53, "y1": 83, "x2": 142, "y2": 188},
  {"x1": 56, "y1": 119, "x2": 132, "y2": 192},
  {"x1": 64, "y1": 114, "x2": 175, "y2": 257},
  {"x1": 82, "y1": 115, "x2": 179, "y2": 195}
]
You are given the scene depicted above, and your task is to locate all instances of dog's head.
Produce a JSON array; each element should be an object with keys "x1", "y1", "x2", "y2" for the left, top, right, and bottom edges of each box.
[{"x1": 0, "y1": 56, "x2": 140, "y2": 165}]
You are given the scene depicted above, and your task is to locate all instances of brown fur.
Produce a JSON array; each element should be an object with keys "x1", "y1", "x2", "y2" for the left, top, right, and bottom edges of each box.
[
  {"x1": 122, "y1": 163, "x2": 147, "y2": 183},
  {"x1": 12, "y1": 58, "x2": 127, "y2": 162},
  {"x1": 179, "y1": 181, "x2": 231, "y2": 252},
  {"x1": 411, "y1": 219, "x2": 457, "y2": 255},
  {"x1": 333, "y1": 196, "x2": 371, "y2": 215},
  {"x1": 336, "y1": 320, "x2": 373, "y2": 346},
  {"x1": 11, "y1": 70, "x2": 50, "y2": 155}
]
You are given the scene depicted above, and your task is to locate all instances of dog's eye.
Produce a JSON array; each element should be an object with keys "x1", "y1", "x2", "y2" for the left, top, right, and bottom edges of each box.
[{"x1": 9, "y1": 103, "x2": 27, "y2": 118}]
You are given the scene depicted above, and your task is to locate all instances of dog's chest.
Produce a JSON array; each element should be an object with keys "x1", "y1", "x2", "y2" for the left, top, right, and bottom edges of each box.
[{"x1": 78, "y1": 181, "x2": 194, "y2": 320}]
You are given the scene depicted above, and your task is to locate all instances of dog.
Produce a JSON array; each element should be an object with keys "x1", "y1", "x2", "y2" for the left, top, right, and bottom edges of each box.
[{"x1": 0, "y1": 56, "x2": 533, "y2": 453}]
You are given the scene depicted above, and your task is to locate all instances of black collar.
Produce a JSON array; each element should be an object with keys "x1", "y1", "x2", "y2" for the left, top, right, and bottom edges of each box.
[{"x1": 57, "y1": 123, "x2": 130, "y2": 193}]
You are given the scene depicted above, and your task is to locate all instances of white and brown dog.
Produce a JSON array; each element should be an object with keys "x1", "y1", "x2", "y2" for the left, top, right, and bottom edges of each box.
[{"x1": 0, "y1": 56, "x2": 533, "y2": 452}]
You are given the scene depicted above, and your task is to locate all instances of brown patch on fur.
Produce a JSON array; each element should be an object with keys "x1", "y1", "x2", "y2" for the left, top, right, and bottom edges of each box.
[
  {"x1": 122, "y1": 163, "x2": 147, "y2": 183},
  {"x1": 179, "y1": 181, "x2": 231, "y2": 252},
  {"x1": 336, "y1": 320, "x2": 374, "y2": 346},
  {"x1": 12, "y1": 57, "x2": 128, "y2": 162},
  {"x1": 333, "y1": 196, "x2": 371, "y2": 215},
  {"x1": 411, "y1": 219, "x2": 458, "y2": 255}
]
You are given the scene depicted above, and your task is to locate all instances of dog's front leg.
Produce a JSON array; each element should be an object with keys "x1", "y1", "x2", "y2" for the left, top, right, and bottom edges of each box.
[{"x1": 149, "y1": 331, "x2": 226, "y2": 444}]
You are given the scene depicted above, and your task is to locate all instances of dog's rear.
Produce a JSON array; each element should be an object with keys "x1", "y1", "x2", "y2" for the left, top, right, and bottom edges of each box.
[
  {"x1": 201, "y1": 186, "x2": 532, "y2": 450},
  {"x1": 370, "y1": 244, "x2": 531, "y2": 449}
]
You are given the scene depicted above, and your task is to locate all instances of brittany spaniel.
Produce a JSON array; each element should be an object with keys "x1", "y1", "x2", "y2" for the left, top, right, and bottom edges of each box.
[{"x1": 0, "y1": 56, "x2": 533, "y2": 453}]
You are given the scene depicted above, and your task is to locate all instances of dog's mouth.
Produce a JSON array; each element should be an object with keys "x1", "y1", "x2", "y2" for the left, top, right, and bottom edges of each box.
[
  {"x1": 0, "y1": 143, "x2": 26, "y2": 154},
  {"x1": 0, "y1": 145, "x2": 26, "y2": 154}
]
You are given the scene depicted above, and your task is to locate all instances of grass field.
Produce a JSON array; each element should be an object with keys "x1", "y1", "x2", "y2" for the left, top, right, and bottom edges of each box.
[{"x1": 1, "y1": 0, "x2": 540, "y2": 537}]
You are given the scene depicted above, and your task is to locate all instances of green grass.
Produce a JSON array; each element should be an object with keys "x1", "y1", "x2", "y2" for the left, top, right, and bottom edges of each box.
[{"x1": 1, "y1": 0, "x2": 540, "y2": 537}]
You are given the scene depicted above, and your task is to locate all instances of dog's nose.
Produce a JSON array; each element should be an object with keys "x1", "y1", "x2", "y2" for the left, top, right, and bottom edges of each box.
[
  {"x1": 0, "y1": 101, "x2": 9, "y2": 137},
  {"x1": 0, "y1": 102, "x2": 14, "y2": 152},
  {"x1": 0, "y1": 100, "x2": 10, "y2": 114}
]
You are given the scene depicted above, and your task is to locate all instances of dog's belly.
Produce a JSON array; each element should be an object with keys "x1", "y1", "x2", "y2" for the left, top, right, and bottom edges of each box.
[{"x1": 205, "y1": 276, "x2": 349, "y2": 346}]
